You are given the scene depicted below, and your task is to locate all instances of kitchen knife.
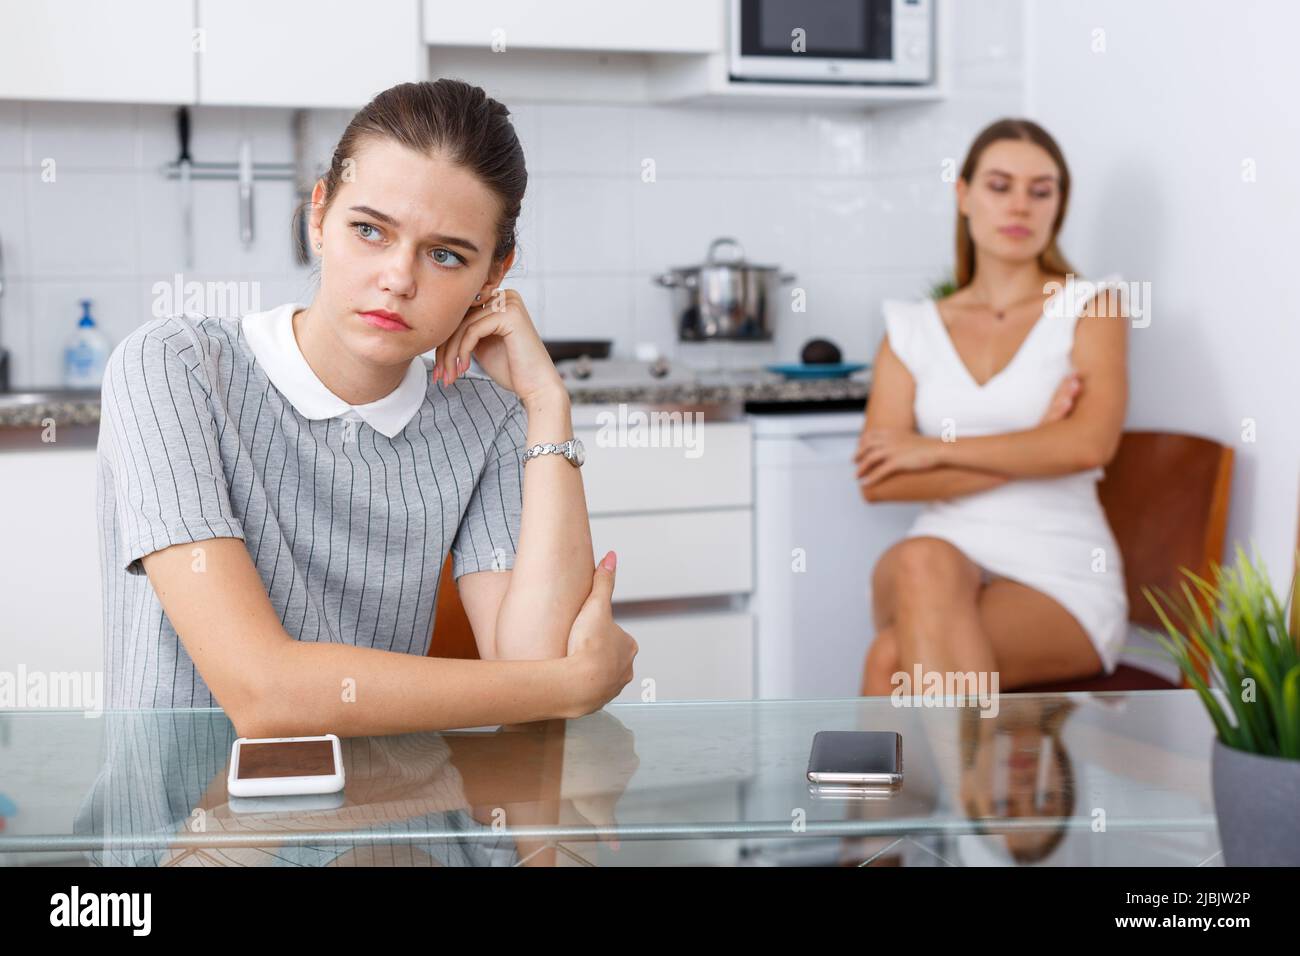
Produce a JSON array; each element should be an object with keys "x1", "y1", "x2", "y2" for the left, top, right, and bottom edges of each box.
[
  {"x1": 292, "y1": 109, "x2": 312, "y2": 265},
  {"x1": 238, "y1": 138, "x2": 254, "y2": 246},
  {"x1": 177, "y1": 107, "x2": 193, "y2": 269}
]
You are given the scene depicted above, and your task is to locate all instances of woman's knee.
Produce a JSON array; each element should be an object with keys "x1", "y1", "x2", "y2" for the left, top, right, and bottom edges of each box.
[{"x1": 881, "y1": 537, "x2": 979, "y2": 600}]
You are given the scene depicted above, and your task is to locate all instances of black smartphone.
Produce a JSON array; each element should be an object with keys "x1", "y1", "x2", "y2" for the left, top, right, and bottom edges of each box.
[{"x1": 806, "y1": 731, "x2": 903, "y2": 786}]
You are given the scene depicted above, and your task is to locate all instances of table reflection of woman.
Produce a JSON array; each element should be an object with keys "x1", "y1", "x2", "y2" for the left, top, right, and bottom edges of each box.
[
  {"x1": 837, "y1": 697, "x2": 1077, "y2": 866},
  {"x1": 958, "y1": 698, "x2": 1077, "y2": 865}
]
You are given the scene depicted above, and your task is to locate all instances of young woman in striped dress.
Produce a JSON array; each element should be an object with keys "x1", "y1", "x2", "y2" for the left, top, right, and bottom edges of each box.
[{"x1": 96, "y1": 79, "x2": 636, "y2": 736}]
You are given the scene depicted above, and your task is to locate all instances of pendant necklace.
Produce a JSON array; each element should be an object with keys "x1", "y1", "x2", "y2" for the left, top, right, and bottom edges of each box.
[{"x1": 978, "y1": 289, "x2": 1045, "y2": 321}]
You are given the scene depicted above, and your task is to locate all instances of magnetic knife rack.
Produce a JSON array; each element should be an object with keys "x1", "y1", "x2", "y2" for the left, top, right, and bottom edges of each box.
[
  {"x1": 160, "y1": 107, "x2": 319, "y2": 262},
  {"x1": 158, "y1": 161, "x2": 297, "y2": 180}
]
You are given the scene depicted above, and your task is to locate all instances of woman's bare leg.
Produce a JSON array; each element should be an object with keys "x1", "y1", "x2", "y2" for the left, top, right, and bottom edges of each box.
[
  {"x1": 975, "y1": 577, "x2": 1103, "y2": 688},
  {"x1": 861, "y1": 625, "x2": 898, "y2": 695},
  {"x1": 862, "y1": 537, "x2": 997, "y2": 696}
]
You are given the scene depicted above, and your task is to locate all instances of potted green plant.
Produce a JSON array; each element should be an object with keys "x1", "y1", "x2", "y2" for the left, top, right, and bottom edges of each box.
[
  {"x1": 928, "y1": 274, "x2": 958, "y2": 300},
  {"x1": 1143, "y1": 545, "x2": 1300, "y2": 866}
]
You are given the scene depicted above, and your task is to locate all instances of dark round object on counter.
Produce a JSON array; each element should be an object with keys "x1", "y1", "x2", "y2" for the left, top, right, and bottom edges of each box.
[
  {"x1": 800, "y1": 338, "x2": 842, "y2": 365},
  {"x1": 543, "y1": 339, "x2": 612, "y2": 362}
]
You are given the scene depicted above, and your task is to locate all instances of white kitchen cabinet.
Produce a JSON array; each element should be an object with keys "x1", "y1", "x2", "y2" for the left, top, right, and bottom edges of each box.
[
  {"x1": 0, "y1": 447, "x2": 103, "y2": 681},
  {"x1": 196, "y1": 0, "x2": 425, "y2": 108},
  {"x1": 575, "y1": 411, "x2": 756, "y2": 702},
  {"x1": 576, "y1": 419, "x2": 751, "y2": 515},
  {"x1": 590, "y1": 509, "x2": 752, "y2": 601},
  {"x1": 0, "y1": 0, "x2": 195, "y2": 104},
  {"x1": 612, "y1": 610, "x2": 753, "y2": 702},
  {"x1": 423, "y1": 0, "x2": 723, "y2": 54}
]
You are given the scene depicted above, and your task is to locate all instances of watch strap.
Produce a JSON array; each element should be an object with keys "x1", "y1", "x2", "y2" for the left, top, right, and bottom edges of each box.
[{"x1": 523, "y1": 438, "x2": 575, "y2": 464}]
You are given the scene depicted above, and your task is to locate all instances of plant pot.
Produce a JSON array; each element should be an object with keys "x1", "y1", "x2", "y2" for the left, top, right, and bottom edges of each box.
[{"x1": 1211, "y1": 737, "x2": 1300, "y2": 865}]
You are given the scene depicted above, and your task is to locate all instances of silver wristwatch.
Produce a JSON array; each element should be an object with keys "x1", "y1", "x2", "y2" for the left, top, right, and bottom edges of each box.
[{"x1": 522, "y1": 437, "x2": 585, "y2": 468}]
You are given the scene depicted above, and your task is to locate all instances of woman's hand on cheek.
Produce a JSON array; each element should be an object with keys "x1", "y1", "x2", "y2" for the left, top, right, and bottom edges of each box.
[{"x1": 433, "y1": 288, "x2": 565, "y2": 404}]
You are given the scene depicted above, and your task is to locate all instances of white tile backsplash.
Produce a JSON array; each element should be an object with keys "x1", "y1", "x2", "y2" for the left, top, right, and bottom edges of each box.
[
  {"x1": 868, "y1": 91, "x2": 1028, "y2": 176},
  {"x1": 0, "y1": 100, "x2": 28, "y2": 167},
  {"x1": 26, "y1": 170, "x2": 140, "y2": 277},
  {"x1": 0, "y1": 170, "x2": 31, "y2": 278},
  {"x1": 537, "y1": 176, "x2": 635, "y2": 274},
  {"x1": 25, "y1": 102, "x2": 139, "y2": 169},
  {"x1": 541, "y1": 275, "x2": 635, "y2": 346},
  {"x1": 0, "y1": 3, "x2": 1028, "y2": 387},
  {"x1": 533, "y1": 103, "x2": 636, "y2": 175},
  {"x1": 0, "y1": 278, "x2": 33, "y2": 383}
]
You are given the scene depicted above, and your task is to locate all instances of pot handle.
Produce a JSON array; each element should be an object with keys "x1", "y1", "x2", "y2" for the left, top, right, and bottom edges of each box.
[
  {"x1": 779, "y1": 272, "x2": 797, "y2": 283},
  {"x1": 653, "y1": 273, "x2": 681, "y2": 288},
  {"x1": 706, "y1": 237, "x2": 745, "y2": 264}
]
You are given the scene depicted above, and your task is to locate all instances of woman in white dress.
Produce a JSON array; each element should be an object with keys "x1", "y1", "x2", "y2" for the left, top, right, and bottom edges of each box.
[{"x1": 855, "y1": 118, "x2": 1129, "y2": 695}]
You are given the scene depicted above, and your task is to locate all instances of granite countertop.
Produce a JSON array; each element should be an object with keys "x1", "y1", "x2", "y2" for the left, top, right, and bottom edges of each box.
[
  {"x1": 0, "y1": 370, "x2": 871, "y2": 429},
  {"x1": 562, "y1": 367, "x2": 871, "y2": 407}
]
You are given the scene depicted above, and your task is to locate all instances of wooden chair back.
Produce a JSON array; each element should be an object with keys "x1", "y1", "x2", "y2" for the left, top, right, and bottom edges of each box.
[
  {"x1": 427, "y1": 555, "x2": 480, "y2": 659},
  {"x1": 1097, "y1": 430, "x2": 1234, "y2": 632},
  {"x1": 1006, "y1": 431, "x2": 1233, "y2": 694},
  {"x1": 1097, "y1": 430, "x2": 1234, "y2": 686}
]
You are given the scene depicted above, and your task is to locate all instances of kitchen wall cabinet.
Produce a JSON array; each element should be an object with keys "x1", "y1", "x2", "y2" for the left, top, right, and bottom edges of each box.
[
  {"x1": 196, "y1": 0, "x2": 425, "y2": 108},
  {"x1": 0, "y1": 0, "x2": 425, "y2": 109},
  {"x1": 0, "y1": 0, "x2": 195, "y2": 104},
  {"x1": 423, "y1": 0, "x2": 723, "y2": 54}
]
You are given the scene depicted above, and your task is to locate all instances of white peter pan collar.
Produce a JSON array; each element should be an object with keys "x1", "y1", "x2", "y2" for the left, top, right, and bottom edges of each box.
[{"x1": 241, "y1": 301, "x2": 427, "y2": 439}]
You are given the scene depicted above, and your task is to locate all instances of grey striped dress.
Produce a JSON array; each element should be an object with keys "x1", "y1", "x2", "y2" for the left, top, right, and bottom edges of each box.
[{"x1": 95, "y1": 312, "x2": 527, "y2": 710}]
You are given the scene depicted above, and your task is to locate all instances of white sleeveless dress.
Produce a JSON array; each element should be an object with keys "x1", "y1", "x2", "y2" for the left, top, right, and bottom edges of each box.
[{"x1": 882, "y1": 275, "x2": 1129, "y2": 674}]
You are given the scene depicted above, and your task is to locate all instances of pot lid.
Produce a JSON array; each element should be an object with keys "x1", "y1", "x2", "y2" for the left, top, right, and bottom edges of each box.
[{"x1": 665, "y1": 237, "x2": 780, "y2": 272}]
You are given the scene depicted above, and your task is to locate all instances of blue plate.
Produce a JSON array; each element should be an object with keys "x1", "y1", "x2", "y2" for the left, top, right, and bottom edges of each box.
[{"x1": 765, "y1": 362, "x2": 868, "y2": 380}]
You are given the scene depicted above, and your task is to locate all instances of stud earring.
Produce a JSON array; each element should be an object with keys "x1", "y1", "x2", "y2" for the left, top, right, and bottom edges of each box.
[{"x1": 475, "y1": 294, "x2": 481, "y2": 301}]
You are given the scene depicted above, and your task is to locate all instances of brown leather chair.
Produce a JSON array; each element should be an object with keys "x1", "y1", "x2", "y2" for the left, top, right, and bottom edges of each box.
[
  {"x1": 1016, "y1": 430, "x2": 1233, "y2": 693},
  {"x1": 424, "y1": 557, "x2": 574, "y2": 865},
  {"x1": 427, "y1": 555, "x2": 481, "y2": 659}
]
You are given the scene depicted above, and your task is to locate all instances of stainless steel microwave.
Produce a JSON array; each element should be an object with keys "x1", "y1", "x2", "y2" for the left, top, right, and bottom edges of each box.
[{"x1": 729, "y1": 0, "x2": 934, "y2": 85}]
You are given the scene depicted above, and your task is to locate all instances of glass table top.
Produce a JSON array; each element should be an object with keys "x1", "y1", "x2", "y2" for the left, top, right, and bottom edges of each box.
[{"x1": 0, "y1": 690, "x2": 1222, "y2": 866}]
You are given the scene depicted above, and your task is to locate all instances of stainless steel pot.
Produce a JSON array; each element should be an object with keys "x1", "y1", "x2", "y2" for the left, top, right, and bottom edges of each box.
[{"x1": 653, "y1": 237, "x2": 796, "y2": 341}]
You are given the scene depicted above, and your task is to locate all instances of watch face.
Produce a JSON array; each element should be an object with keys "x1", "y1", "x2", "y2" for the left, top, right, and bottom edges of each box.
[{"x1": 572, "y1": 437, "x2": 586, "y2": 466}]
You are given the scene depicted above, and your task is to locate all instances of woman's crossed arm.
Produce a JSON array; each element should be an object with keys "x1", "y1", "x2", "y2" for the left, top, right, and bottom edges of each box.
[{"x1": 855, "y1": 290, "x2": 1127, "y2": 501}]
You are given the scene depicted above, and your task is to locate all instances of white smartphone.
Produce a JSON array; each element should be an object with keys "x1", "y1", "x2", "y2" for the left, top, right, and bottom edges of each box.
[
  {"x1": 227, "y1": 733, "x2": 345, "y2": 798},
  {"x1": 227, "y1": 791, "x2": 347, "y2": 815}
]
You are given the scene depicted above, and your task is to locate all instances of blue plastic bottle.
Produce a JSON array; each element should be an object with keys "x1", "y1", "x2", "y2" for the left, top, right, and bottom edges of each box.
[{"x1": 63, "y1": 299, "x2": 111, "y2": 388}]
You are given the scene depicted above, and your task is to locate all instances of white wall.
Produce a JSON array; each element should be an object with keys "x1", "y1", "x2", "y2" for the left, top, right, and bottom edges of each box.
[{"x1": 1025, "y1": 0, "x2": 1300, "y2": 588}]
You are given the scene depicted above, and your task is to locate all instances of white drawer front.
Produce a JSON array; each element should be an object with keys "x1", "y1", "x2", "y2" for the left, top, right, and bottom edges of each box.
[
  {"x1": 612, "y1": 611, "x2": 754, "y2": 702},
  {"x1": 577, "y1": 419, "x2": 751, "y2": 515},
  {"x1": 590, "y1": 509, "x2": 752, "y2": 601}
]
